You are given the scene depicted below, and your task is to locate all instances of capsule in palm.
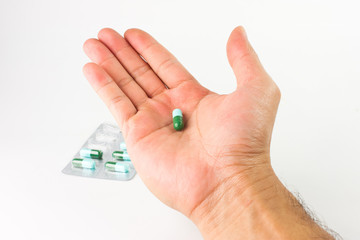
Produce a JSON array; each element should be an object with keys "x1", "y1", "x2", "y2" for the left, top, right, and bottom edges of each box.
[
  {"x1": 172, "y1": 109, "x2": 184, "y2": 131},
  {"x1": 105, "y1": 161, "x2": 130, "y2": 173},
  {"x1": 80, "y1": 148, "x2": 103, "y2": 159},
  {"x1": 112, "y1": 151, "x2": 131, "y2": 161},
  {"x1": 72, "y1": 158, "x2": 96, "y2": 169}
]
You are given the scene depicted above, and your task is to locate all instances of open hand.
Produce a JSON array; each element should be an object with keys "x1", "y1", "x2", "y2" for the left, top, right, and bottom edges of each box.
[{"x1": 83, "y1": 26, "x2": 281, "y2": 219}]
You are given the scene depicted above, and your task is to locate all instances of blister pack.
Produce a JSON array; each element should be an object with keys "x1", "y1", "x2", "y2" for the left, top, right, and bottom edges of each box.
[{"x1": 62, "y1": 123, "x2": 136, "y2": 181}]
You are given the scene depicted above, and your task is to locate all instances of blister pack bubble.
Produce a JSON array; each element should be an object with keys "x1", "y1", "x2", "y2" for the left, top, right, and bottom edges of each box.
[{"x1": 62, "y1": 123, "x2": 136, "y2": 181}]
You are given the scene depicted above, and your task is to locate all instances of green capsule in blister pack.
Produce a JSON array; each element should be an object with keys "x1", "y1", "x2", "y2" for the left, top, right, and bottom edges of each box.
[{"x1": 62, "y1": 123, "x2": 136, "y2": 181}]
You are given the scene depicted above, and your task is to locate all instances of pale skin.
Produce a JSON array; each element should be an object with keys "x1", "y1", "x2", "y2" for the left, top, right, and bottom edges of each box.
[{"x1": 83, "y1": 26, "x2": 336, "y2": 239}]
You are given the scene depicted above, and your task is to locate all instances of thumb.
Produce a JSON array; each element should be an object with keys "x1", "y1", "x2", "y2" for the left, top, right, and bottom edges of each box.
[{"x1": 227, "y1": 26, "x2": 268, "y2": 88}]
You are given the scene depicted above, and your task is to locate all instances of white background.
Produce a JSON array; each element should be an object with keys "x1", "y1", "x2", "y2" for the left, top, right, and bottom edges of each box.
[{"x1": 0, "y1": 0, "x2": 359, "y2": 239}]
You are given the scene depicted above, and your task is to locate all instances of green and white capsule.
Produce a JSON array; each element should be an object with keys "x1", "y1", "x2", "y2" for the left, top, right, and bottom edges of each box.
[
  {"x1": 72, "y1": 158, "x2": 96, "y2": 169},
  {"x1": 80, "y1": 148, "x2": 103, "y2": 159},
  {"x1": 172, "y1": 109, "x2": 184, "y2": 131},
  {"x1": 112, "y1": 151, "x2": 130, "y2": 161},
  {"x1": 105, "y1": 161, "x2": 130, "y2": 173}
]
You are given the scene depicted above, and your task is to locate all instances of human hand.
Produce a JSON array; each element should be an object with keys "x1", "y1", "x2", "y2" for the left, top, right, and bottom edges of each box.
[
  {"x1": 83, "y1": 27, "x2": 334, "y2": 239},
  {"x1": 83, "y1": 25, "x2": 279, "y2": 213}
]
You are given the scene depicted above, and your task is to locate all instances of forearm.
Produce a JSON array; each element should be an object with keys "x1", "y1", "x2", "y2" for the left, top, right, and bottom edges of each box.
[{"x1": 190, "y1": 164, "x2": 335, "y2": 240}]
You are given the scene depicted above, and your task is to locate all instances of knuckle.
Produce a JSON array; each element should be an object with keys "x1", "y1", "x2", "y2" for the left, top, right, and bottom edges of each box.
[
  {"x1": 131, "y1": 64, "x2": 151, "y2": 79},
  {"x1": 156, "y1": 58, "x2": 176, "y2": 75},
  {"x1": 108, "y1": 95, "x2": 126, "y2": 110}
]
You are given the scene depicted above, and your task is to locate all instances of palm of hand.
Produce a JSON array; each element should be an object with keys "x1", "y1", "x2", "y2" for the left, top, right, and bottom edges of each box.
[{"x1": 83, "y1": 27, "x2": 280, "y2": 217}]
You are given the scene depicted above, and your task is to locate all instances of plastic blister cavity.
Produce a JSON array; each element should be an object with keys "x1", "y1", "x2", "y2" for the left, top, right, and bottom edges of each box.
[{"x1": 62, "y1": 122, "x2": 136, "y2": 181}]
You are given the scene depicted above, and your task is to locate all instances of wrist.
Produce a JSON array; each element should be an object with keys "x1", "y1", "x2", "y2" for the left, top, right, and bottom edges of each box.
[
  {"x1": 189, "y1": 158, "x2": 333, "y2": 240},
  {"x1": 189, "y1": 161, "x2": 280, "y2": 239}
]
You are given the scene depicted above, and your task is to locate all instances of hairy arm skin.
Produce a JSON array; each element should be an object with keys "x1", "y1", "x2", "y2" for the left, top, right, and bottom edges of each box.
[{"x1": 191, "y1": 162, "x2": 337, "y2": 240}]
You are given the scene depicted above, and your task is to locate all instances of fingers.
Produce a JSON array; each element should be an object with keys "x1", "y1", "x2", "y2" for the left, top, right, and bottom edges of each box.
[
  {"x1": 97, "y1": 28, "x2": 166, "y2": 97},
  {"x1": 83, "y1": 63, "x2": 136, "y2": 130},
  {"x1": 226, "y1": 26, "x2": 269, "y2": 88},
  {"x1": 124, "y1": 28, "x2": 197, "y2": 89},
  {"x1": 83, "y1": 38, "x2": 148, "y2": 109}
]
